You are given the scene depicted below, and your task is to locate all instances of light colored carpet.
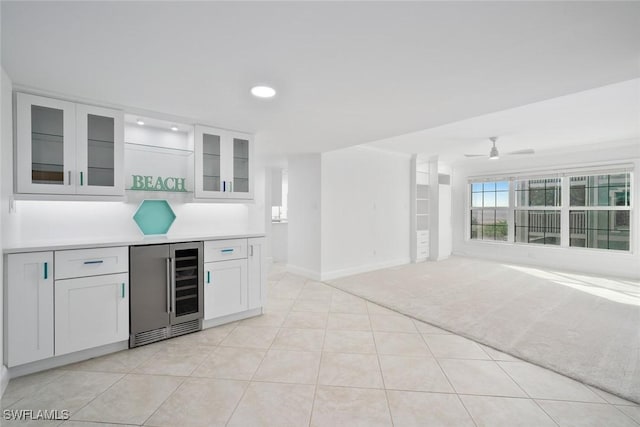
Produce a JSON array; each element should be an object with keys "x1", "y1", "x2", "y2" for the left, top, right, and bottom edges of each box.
[{"x1": 328, "y1": 256, "x2": 640, "y2": 403}]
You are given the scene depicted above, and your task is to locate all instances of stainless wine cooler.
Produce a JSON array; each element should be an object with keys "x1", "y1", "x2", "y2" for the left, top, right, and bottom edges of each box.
[{"x1": 129, "y1": 241, "x2": 203, "y2": 347}]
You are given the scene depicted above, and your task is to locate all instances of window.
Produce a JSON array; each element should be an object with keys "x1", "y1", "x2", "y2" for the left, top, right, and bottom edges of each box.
[
  {"x1": 470, "y1": 181, "x2": 508, "y2": 241},
  {"x1": 569, "y1": 173, "x2": 630, "y2": 251},
  {"x1": 514, "y1": 178, "x2": 561, "y2": 245},
  {"x1": 514, "y1": 210, "x2": 561, "y2": 245},
  {"x1": 468, "y1": 170, "x2": 632, "y2": 252}
]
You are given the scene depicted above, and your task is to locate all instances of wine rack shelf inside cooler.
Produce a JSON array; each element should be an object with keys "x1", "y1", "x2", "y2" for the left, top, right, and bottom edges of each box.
[{"x1": 175, "y1": 249, "x2": 200, "y2": 316}]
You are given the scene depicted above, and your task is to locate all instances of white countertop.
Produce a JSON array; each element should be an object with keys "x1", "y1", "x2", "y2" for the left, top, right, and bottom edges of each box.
[{"x1": 3, "y1": 232, "x2": 266, "y2": 254}]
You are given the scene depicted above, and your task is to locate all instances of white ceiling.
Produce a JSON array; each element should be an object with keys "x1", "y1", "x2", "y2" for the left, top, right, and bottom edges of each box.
[
  {"x1": 366, "y1": 78, "x2": 640, "y2": 164},
  {"x1": 2, "y1": 2, "x2": 640, "y2": 158}
]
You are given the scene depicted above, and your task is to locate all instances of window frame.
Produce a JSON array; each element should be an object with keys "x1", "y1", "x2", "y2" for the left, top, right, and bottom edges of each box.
[
  {"x1": 567, "y1": 173, "x2": 632, "y2": 251},
  {"x1": 466, "y1": 169, "x2": 633, "y2": 253},
  {"x1": 513, "y1": 177, "x2": 562, "y2": 246},
  {"x1": 469, "y1": 180, "x2": 510, "y2": 242}
]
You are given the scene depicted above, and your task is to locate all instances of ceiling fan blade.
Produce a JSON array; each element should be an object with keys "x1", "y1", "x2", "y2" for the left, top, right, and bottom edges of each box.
[
  {"x1": 464, "y1": 154, "x2": 486, "y2": 157},
  {"x1": 506, "y1": 149, "x2": 535, "y2": 155}
]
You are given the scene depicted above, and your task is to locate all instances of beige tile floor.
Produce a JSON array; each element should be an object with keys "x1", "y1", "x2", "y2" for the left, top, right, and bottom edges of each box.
[{"x1": 1, "y1": 267, "x2": 639, "y2": 426}]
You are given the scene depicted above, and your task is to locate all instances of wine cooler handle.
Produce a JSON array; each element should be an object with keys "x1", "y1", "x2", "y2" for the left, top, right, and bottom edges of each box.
[
  {"x1": 166, "y1": 258, "x2": 171, "y2": 313},
  {"x1": 171, "y1": 257, "x2": 176, "y2": 314}
]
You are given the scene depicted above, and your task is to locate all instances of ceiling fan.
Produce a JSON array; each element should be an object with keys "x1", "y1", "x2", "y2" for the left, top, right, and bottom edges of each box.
[{"x1": 464, "y1": 137, "x2": 535, "y2": 160}]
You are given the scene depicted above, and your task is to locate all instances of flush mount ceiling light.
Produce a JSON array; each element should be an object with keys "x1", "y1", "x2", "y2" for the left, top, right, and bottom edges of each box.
[
  {"x1": 250, "y1": 85, "x2": 276, "y2": 98},
  {"x1": 136, "y1": 119, "x2": 145, "y2": 126},
  {"x1": 170, "y1": 125, "x2": 179, "y2": 132}
]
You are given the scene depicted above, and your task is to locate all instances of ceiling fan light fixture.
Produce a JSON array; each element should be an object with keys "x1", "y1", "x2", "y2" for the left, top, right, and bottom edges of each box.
[{"x1": 488, "y1": 136, "x2": 499, "y2": 159}]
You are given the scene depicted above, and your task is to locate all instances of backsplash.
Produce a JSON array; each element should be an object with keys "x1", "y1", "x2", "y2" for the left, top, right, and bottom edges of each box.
[{"x1": 2, "y1": 199, "x2": 256, "y2": 247}]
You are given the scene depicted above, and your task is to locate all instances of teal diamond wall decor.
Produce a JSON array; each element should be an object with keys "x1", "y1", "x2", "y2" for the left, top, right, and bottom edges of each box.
[{"x1": 133, "y1": 200, "x2": 176, "y2": 235}]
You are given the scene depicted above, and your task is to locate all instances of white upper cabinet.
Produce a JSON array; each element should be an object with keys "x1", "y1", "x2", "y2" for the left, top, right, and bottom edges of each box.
[
  {"x1": 16, "y1": 93, "x2": 76, "y2": 194},
  {"x1": 75, "y1": 104, "x2": 124, "y2": 195},
  {"x1": 194, "y1": 125, "x2": 253, "y2": 200},
  {"x1": 15, "y1": 93, "x2": 124, "y2": 197}
]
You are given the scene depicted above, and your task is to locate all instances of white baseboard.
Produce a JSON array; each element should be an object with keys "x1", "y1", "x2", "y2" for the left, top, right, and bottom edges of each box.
[
  {"x1": 7, "y1": 341, "x2": 128, "y2": 379},
  {"x1": 286, "y1": 264, "x2": 321, "y2": 281},
  {"x1": 203, "y1": 307, "x2": 263, "y2": 329},
  {"x1": 320, "y1": 258, "x2": 411, "y2": 281},
  {"x1": 0, "y1": 365, "x2": 9, "y2": 397}
]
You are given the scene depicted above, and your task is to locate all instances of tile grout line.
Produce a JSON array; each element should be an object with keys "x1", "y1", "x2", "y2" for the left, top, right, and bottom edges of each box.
[
  {"x1": 224, "y1": 272, "x2": 297, "y2": 426},
  {"x1": 182, "y1": 322, "x2": 238, "y2": 379},
  {"x1": 611, "y1": 405, "x2": 640, "y2": 427},
  {"x1": 307, "y1": 278, "x2": 329, "y2": 427},
  {"x1": 140, "y1": 374, "x2": 189, "y2": 426},
  {"x1": 368, "y1": 299, "x2": 395, "y2": 427},
  {"x1": 68, "y1": 370, "x2": 131, "y2": 424},
  {"x1": 494, "y1": 360, "x2": 561, "y2": 427},
  {"x1": 322, "y1": 274, "x2": 640, "y2": 406},
  {"x1": 419, "y1": 329, "x2": 479, "y2": 427}
]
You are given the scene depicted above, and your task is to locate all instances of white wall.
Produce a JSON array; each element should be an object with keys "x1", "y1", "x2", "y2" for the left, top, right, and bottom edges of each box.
[
  {"x1": 437, "y1": 162, "x2": 453, "y2": 260},
  {"x1": 452, "y1": 140, "x2": 640, "y2": 279},
  {"x1": 0, "y1": 67, "x2": 12, "y2": 395},
  {"x1": 287, "y1": 154, "x2": 322, "y2": 279},
  {"x1": 271, "y1": 222, "x2": 288, "y2": 262},
  {"x1": 320, "y1": 146, "x2": 410, "y2": 280}
]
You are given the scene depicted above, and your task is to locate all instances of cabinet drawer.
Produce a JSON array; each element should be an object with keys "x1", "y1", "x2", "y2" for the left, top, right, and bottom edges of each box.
[
  {"x1": 55, "y1": 246, "x2": 128, "y2": 279},
  {"x1": 204, "y1": 239, "x2": 247, "y2": 262},
  {"x1": 417, "y1": 247, "x2": 430, "y2": 258}
]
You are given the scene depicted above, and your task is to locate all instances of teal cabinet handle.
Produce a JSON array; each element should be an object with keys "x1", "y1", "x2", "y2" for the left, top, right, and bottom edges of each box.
[
  {"x1": 44, "y1": 262, "x2": 48, "y2": 279},
  {"x1": 121, "y1": 283, "x2": 125, "y2": 298},
  {"x1": 221, "y1": 248, "x2": 234, "y2": 254},
  {"x1": 207, "y1": 271, "x2": 210, "y2": 284},
  {"x1": 80, "y1": 171, "x2": 84, "y2": 186}
]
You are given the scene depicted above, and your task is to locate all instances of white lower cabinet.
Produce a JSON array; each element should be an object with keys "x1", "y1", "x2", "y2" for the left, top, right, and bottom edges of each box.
[
  {"x1": 6, "y1": 252, "x2": 54, "y2": 367},
  {"x1": 204, "y1": 258, "x2": 248, "y2": 319},
  {"x1": 55, "y1": 272, "x2": 129, "y2": 355},
  {"x1": 247, "y1": 237, "x2": 266, "y2": 310}
]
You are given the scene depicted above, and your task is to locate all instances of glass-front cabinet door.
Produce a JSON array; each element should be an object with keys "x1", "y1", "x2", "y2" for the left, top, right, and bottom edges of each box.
[
  {"x1": 227, "y1": 133, "x2": 253, "y2": 199},
  {"x1": 16, "y1": 93, "x2": 76, "y2": 194},
  {"x1": 194, "y1": 125, "x2": 253, "y2": 200},
  {"x1": 75, "y1": 104, "x2": 124, "y2": 195},
  {"x1": 195, "y1": 126, "x2": 225, "y2": 198},
  {"x1": 15, "y1": 92, "x2": 124, "y2": 196}
]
